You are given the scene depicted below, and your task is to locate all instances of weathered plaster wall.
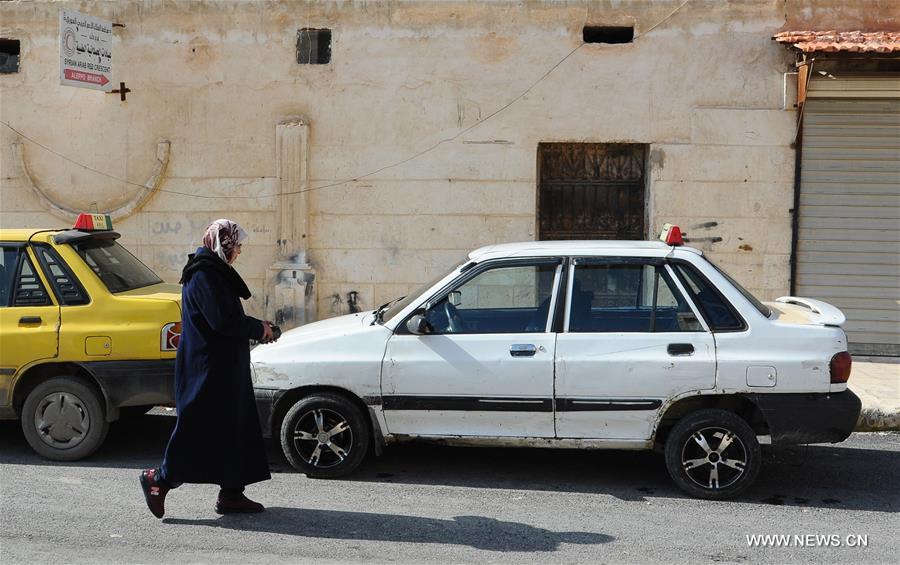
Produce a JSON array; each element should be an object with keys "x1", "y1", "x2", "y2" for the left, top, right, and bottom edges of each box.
[
  {"x1": 784, "y1": 0, "x2": 900, "y2": 32},
  {"x1": 0, "y1": 0, "x2": 878, "y2": 319}
]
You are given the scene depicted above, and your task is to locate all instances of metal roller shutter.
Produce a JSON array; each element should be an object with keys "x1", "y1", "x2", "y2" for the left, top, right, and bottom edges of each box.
[{"x1": 797, "y1": 78, "x2": 900, "y2": 356}]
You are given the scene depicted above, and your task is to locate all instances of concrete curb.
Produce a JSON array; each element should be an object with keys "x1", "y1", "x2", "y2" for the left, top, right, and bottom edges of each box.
[
  {"x1": 848, "y1": 358, "x2": 898, "y2": 432},
  {"x1": 856, "y1": 409, "x2": 900, "y2": 432}
]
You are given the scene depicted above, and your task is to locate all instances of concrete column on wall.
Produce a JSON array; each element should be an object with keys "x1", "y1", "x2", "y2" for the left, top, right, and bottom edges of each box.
[
  {"x1": 276, "y1": 117, "x2": 309, "y2": 260},
  {"x1": 265, "y1": 117, "x2": 316, "y2": 329}
]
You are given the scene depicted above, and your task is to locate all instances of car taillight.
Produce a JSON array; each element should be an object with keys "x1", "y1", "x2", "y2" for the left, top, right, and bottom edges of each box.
[
  {"x1": 830, "y1": 351, "x2": 852, "y2": 384},
  {"x1": 161, "y1": 322, "x2": 182, "y2": 351}
]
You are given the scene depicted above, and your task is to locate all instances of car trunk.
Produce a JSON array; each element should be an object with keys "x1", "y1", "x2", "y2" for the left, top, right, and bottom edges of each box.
[{"x1": 117, "y1": 283, "x2": 182, "y2": 312}]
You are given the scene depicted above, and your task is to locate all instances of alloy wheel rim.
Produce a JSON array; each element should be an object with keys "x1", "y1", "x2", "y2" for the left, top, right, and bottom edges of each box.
[
  {"x1": 681, "y1": 426, "x2": 748, "y2": 490},
  {"x1": 33, "y1": 392, "x2": 90, "y2": 449},
  {"x1": 292, "y1": 408, "x2": 353, "y2": 468}
]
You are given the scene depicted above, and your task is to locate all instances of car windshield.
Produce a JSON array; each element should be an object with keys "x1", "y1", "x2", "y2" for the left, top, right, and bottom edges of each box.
[
  {"x1": 71, "y1": 238, "x2": 163, "y2": 293},
  {"x1": 708, "y1": 261, "x2": 772, "y2": 318},
  {"x1": 379, "y1": 260, "x2": 468, "y2": 324}
]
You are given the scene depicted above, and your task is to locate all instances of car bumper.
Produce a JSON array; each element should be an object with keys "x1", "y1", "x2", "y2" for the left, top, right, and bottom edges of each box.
[
  {"x1": 84, "y1": 359, "x2": 176, "y2": 409},
  {"x1": 747, "y1": 391, "x2": 862, "y2": 445},
  {"x1": 254, "y1": 387, "x2": 284, "y2": 439}
]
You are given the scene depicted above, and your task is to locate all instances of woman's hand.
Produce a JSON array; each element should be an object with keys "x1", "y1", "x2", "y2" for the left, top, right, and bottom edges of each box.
[{"x1": 260, "y1": 321, "x2": 275, "y2": 343}]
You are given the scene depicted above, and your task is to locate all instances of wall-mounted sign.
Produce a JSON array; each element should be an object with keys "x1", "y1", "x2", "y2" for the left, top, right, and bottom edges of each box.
[{"x1": 59, "y1": 9, "x2": 112, "y2": 91}]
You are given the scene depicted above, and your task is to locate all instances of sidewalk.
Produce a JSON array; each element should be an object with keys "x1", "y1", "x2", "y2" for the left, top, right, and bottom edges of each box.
[{"x1": 851, "y1": 357, "x2": 900, "y2": 431}]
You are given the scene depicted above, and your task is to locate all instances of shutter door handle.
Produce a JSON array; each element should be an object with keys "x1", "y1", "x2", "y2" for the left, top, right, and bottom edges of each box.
[
  {"x1": 19, "y1": 316, "x2": 42, "y2": 324},
  {"x1": 667, "y1": 343, "x2": 694, "y2": 356}
]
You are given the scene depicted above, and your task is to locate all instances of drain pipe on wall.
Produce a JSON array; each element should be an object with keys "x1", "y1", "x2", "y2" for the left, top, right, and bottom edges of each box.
[{"x1": 788, "y1": 56, "x2": 814, "y2": 296}]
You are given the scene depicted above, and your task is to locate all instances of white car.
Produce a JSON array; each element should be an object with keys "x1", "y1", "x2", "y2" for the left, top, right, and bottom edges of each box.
[{"x1": 251, "y1": 227, "x2": 860, "y2": 499}]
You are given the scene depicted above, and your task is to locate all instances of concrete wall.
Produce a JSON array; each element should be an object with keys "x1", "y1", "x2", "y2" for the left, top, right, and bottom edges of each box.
[{"x1": 0, "y1": 0, "x2": 887, "y2": 321}]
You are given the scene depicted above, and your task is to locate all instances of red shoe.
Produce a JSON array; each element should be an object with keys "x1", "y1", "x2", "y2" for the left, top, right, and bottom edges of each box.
[
  {"x1": 215, "y1": 494, "x2": 265, "y2": 514},
  {"x1": 139, "y1": 468, "x2": 170, "y2": 519}
]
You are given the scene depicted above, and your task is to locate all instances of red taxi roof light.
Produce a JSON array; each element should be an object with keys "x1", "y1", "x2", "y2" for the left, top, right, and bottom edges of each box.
[
  {"x1": 659, "y1": 223, "x2": 683, "y2": 246},
  {"x1": 74, "y1": 213, "x2": 113, "y2": 231}
]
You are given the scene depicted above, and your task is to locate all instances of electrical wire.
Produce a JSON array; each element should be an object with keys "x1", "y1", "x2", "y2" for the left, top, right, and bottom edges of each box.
[
  {"x1": 1, "y1": 0, "x2": 691, "y2": 201},
  {"x1": 292, "y1": 41, "x2": 587, "y2": 196},
  {"x1": 635, "y1": 0, "x2": 690, "y2": 38},
  {"x1": 1, "y1": 121, "x2": 259, "y2": 200},
  {"x1": 1, "y1": 40, "x2": 583, "y2": 200}
]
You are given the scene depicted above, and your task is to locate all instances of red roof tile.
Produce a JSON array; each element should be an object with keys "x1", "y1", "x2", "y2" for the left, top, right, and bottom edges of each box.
[{"x1": 773, "y1": 30, "x2": 900, "y2": 53}]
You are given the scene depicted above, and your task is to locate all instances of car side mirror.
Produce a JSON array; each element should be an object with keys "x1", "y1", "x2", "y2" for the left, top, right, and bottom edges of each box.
[{"x1": 406, "y1": 314, "x2": 432, "y2": 335}]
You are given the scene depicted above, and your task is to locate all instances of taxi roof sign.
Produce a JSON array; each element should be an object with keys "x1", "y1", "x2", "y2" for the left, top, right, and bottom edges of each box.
[
  {"x1": 659, "y1": 223, "x2": 683, "y2": 246},
  {"x1": 74, "y1": 213, "x2": 113, "y2": 231}
]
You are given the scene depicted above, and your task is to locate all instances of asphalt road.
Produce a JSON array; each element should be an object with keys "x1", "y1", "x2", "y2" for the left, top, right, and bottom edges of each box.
[{"x1": 1, "y1": 415, "x2": 897, "y2": 564}]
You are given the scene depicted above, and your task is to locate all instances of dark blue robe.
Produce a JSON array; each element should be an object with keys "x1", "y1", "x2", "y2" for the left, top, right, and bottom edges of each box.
[{"x1": 161, "y1": 247, "x2": 271, "y2": 488}]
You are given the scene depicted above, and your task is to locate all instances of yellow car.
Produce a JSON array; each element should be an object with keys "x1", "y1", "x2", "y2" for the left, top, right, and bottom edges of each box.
[{"x1": 0, "y1": 214, "x2": 181, "y2": 460}]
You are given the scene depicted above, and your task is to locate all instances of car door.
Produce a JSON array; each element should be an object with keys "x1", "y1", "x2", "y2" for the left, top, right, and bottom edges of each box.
[
  {"x1": 554, "y1": 258, "x2": 716, "y2": 440},
  {"x1": 382, "y1": 259, "x2": 562, "y2": 437},
  {"x1": 0, "y1": 244, "x2": 60, "y2": 407}
]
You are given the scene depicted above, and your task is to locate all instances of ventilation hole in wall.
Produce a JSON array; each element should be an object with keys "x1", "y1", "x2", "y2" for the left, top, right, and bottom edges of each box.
[
  {"x1": 0, "y1": 39, "x2": 21, "y2": 73},
  {"x1": 583, "y1": 26, "x2": 634, "y2": 44},
  {"x1": 297, "y1": 28, "x2": 331, "y2": 64}
]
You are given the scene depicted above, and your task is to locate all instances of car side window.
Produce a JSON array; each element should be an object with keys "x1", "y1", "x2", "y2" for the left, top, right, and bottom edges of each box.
[
  {"x1": 672, "y1": 262, "x2": 744, "y2": 331},
  {"x1": 10, "y1": 251, "x2": 52, "y2": 307},
  {"x1": 569, "y1": 263, "x2": 701, "y2": 333},
  {"x1": 33, "y1": 244, "x2": 89, "y2": 306},
  {"x1": 425, "y1": 263, "x2": 558, "y2": 334},
  {"x1": 0, "y1": 246, "x2": 18, "y2": 307}
]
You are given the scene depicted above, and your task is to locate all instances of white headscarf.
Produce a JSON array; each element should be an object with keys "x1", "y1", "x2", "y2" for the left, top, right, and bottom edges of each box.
[{"x1": 202, "y1": 219, "x2": 248, "y2": 263}]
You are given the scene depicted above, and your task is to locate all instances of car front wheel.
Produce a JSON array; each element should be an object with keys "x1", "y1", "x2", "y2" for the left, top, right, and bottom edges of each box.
[
  {"x1": 279, "y1": 393, "x2": 370, "y2": 479},
  {"x1": 21, "y1": 377, "x2": 110, "y2": 461},
  {"x1": 664, "y1": 408, "x2": 761, "y2": 500}
]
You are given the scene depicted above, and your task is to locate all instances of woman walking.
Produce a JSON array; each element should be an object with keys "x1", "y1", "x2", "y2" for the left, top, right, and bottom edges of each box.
[{"x1": 140, "y1": 219, "x2": 275, "y2": 518}]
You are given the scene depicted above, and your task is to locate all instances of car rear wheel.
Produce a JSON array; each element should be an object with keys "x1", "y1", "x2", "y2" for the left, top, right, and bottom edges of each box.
[
  {"x1": 664, "y1": 409, "x2": 761, "y2": 500},
  {"x1": 279, "y1": 393, "x2": 370, "y2": 479},
  {"x1": 21, "y1": 377, "x2": 109, "y2": 461}
]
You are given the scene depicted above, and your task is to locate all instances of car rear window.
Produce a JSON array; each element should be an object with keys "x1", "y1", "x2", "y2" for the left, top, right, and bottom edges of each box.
[
  {"x1": 71, "y1": 239, "x2": 162, "y2": 293},
  {"x1": 672, "y1": 262, "x2": 745, "y2": 331},
  {"x1": 708, "y1": 262, "x2": 772, "y2": 319}
]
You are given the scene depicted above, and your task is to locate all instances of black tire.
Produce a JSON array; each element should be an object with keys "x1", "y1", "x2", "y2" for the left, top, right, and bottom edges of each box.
[
  {"x1": 279, "y1": 393, "x2": 370, "y2": 479},
  {"x1": 20, "y1": 377, "x2": 109, "y2": 461},
  {"x1": 664, "y1": 408, "x2": 761, "y2": 500}
]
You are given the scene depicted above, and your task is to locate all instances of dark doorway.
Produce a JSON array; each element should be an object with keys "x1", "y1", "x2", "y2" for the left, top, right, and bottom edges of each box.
[{"x1": 538, "y1": 143, "x2": 647, "y2": 240}]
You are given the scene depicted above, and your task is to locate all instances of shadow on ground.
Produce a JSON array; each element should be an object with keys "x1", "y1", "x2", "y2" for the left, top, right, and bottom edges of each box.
[
  {"x1": 164, "y1": 507, "x2": 614, "y2": 552},
  {"x1": 1, "y1": 416, "x2": 897, "y2": 513}
]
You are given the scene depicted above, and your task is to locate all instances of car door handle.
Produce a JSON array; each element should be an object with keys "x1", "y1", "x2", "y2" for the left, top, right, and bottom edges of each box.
[
  {"x1": 510, "y1": 344, "x2": 537, "y2": 357},
  {"x1": 19, "y1": 316, "x2": 42, "y2": 324},
  {"x1": 667, "y1": 343, "x2": 694, "y2": 356}
]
